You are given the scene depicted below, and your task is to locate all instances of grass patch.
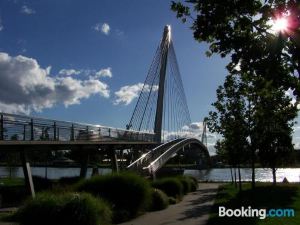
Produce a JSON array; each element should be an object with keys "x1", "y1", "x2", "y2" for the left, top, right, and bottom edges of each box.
[
  {"x1": 0, "y1": 178, "x2": 24, "y2": 187},
  {"x1": 208, "y1": 183, "x2": 300, "y2": 225}
]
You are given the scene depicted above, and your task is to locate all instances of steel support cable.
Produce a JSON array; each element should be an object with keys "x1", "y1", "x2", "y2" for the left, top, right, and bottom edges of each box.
[
  {"x1": 168, "y1": 50, "x2": 181, "y2": 138},
  {"x1": 138, "y1": 60, "x2": 162, "y2": 131},
  {"x1": 139, "y1": 44, "x2": 165, "y2": 132},
  {"x1": 132, "y1": 53, "x2": 161, "y2": 131},
  {"x1": 131, "y1": 60, "x2": 160, "y2": 131},
  {"x1": 131, "y1": 45, "x2": 163, "y2": 131},
  {"x1": 169, "y1": 49, "x2": 185, "y2": 136},
  {"x1": 169, "y1": 50, "x2": 191, "y2": 134},
  {"x1": 169, "y1": 65, "x2": 174, "y2": 136},
  {"x1": 145, "y1": 81, "x2": 159, "y2": 132},
  {"x1": 136, "y1": 37, "x2": 169, "y2": 132},
  {"x1": 170, "y1": 43, "x2": 191, "y2": 125},
  {"x1": 171, "y1": 64, "x2": 176, "y2": 136},
  {"x1": 167, "y1": 64, "x2": 170, "y2": 138},
  {"x1": 128, "y1": 45, "x2": 161, "y2": 130},
  {"x1": 143, "y1": 80, "x2": 159, "y2": 132}
]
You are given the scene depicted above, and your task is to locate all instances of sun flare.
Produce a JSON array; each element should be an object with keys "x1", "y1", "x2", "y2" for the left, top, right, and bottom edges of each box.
[{"x1": 271, "y1": 17, "x2": 288, "y2": 33}]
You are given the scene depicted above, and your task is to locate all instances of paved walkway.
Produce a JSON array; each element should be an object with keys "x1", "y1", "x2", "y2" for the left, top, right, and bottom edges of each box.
[
  {"x1": 0, "y1": 183, "x2": 220, "y2": 225},
  {"x1": 120, "y1": 183, "x2": 220, "y2": 225}
]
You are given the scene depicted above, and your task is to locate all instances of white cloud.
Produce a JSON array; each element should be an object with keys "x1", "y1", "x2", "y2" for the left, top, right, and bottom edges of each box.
[
  {"x1": 101, "y1": 23, "x2": 110, "y2": 35},
  {"x1": 95, "y1": 67, "x2": 112, "y2": 78},
  {"x1": 114, "y1": 83, "x2": 158, "y2": 105},
  {"x1": 58, "y1": 68, "x2": 113, "y2": 78},
  {"x1": 93, "y1": 23, "x2": 110, "y2": 35},
  {"x1": 93, "y1": 23, "x2": 101, "y2": 32},
  {"x1": 59, "y1": 69, "x2": 81, "y2": 76},
  {"x1": 161, "y1": 121, "x2": 218, "y2": 155},
  {"x1": 114, "y1": 83, "x2": 144, "y2": 105},
  {"x1": 0, "y1": 52, "x2": 110, "y2": 114},
  {"x1": 21, "y1": 5, "x2": 36, "y2": 15}
]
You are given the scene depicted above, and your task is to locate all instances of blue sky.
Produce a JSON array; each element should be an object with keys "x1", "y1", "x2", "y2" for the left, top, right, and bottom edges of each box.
[{"x1": 1, "y1": 0, "x2": 299, "y2": 151}]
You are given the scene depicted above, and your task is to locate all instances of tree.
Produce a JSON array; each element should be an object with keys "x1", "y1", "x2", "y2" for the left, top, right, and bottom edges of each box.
[
  {"x1": 206, "y1": 73, "x2": 250, "y2": 191},
  {"x1": 171, "y1": 0, "x2": 300, "y2": 84},
  {"x1": 172, "y1": 0, "x2": 300, "y2": 188},
  {"x1": 253, "y1": 78, "x2": 297, "y2": 185}
]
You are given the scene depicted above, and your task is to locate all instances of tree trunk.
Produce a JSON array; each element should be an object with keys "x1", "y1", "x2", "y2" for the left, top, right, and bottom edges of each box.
[
  {"x1": 230, "y1": 167, "x2": 234, "y2": 184},
  {"x1": 272, "y1": 167, "x2": 277, "y2": 185},
  {"x1": 234, "y1": 167, "x2": 237, "y2": 188},
  {"x1": 251, "y1": 146, "x2": 255, "y2": 189},
  {"x1": 238, "y1": 165, "x2": 242, "y2": 192}
]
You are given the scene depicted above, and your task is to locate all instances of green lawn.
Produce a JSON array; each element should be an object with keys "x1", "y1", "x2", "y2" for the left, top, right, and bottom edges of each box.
[
  {"x1": 0, "y1": 178, "x2": 24, "y2": 187},
  {"x1": 208, "y1": 183, "x2": 300, "y2": 225}
]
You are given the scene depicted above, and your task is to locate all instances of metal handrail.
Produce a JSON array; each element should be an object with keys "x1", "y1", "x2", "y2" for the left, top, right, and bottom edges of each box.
[
  {"x1": 127, "y1": 138, "x2": 184, "y2": 172},
  {"x1": 0, "y1": 112, "x2": 155, "y2": 142},
  {"x1": 145, "y1": 138, "x2": 208, "y2": 174}
]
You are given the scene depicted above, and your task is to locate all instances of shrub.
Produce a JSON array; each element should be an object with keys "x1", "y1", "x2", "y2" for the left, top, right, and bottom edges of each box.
[
  {"x1": 0, "y1": 186, "x2": 27, "y2": 207},
  {"x1": 76, "y1": 172, "x2": 151, "y2": 223},
  {"x1": 59, "y1": 193, "x2": 112, "y2": 225},
  {"x1": 176, "y1": 176, "x2": 198, "y2": 193},
  {"x1": 32, "y1": 176, "x2": 52, "y2": 191},
  {"x1": 58, "y1": 176, "x2": 82, "y2": 186},
  {"x1": 16, "y1": 192, "x2": 61, "y2": 225},
  {"x1": 16, "y1": 192, "x2": 112, "y2": 225},
  {"x1": 168, "y1": 197, "x2": 177, "y2": 204},
  {"x1": 186, "y1": 176, "x2": 198, "y2": 192},
  {"x1": 152, "y1": 177, "x2": 183, "y2": 199},
  {"x1": 149, "y1": 189, "x2": 169, "y2": 211},
  {"x1": 176, "y1": 176, "x2": 191, "y2": 194}
]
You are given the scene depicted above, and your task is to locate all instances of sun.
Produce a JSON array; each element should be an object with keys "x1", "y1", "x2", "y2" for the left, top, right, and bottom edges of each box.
[{"x1": 270, "y1": 17, "x2": 288, "y2": 33}]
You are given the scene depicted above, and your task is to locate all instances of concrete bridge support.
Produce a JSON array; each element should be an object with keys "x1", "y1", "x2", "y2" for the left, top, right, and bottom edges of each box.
[{"x1": 20, "y1": 150, "x2": 35, "y2": 198}]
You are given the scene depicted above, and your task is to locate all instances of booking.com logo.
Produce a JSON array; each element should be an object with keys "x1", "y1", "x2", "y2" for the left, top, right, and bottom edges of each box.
[{"x1": 219, "y1": 206, "x2": 295, "y2": 219}]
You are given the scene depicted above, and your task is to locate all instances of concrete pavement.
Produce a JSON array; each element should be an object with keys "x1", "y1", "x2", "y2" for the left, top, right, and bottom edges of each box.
[{"x1": 120, "y1": 183, "x2": 220, "y2": 225}]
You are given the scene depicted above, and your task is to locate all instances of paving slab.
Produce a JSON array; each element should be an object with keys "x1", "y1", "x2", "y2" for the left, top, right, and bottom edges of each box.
[{"x1": 120, "y1": 183, "x2": 220, "y2": 225}]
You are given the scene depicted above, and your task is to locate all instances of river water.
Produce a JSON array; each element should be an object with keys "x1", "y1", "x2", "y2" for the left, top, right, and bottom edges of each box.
[
  {"x1": 1, "y1": 167, "x2": 300, "y2": 183},
  {"x1": 184, "y1": 168, "x2": 300, "y2": 183}
]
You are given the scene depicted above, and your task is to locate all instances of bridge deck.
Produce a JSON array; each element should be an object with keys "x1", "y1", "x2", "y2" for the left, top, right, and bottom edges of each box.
[
  {"x1": 0, "y1": 140, "x2": 157, "y2": 151},
  {"x1": 0, "y1": 112, "x2": 155, "y2": 150}
]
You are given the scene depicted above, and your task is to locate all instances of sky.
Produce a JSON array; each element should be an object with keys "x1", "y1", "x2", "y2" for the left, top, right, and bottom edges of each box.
[{"x1": 1, "y1": 0, "x2": 299, "y2": 153}]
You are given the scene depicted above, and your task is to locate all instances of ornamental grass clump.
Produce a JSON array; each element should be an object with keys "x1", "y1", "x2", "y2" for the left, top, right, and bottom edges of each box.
[
  {"x1": 16, "y1": 192, "x2": 112, "y2": 225},
  {"x1": 76, "y1": 172, "x2": 151, "y2": 223},
  {"x1": 149, "y1": 188, "x2": 169, "y2": 211},
  {"x1": 152, "y1": 177, "x2": 183, "y2": 199}
]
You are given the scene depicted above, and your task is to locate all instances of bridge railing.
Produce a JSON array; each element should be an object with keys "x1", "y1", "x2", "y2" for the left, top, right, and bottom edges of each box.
[{"x1": 0, "y1": 113, "x2": 155, "y2": 142}]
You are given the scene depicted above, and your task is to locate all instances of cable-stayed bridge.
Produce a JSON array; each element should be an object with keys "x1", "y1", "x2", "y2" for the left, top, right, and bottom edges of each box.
[{"x1": 0, "y1": 25, "x2": 210, "y2": 194}]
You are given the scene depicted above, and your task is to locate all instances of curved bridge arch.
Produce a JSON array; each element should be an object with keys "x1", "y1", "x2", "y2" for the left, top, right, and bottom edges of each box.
[{"x1": 127, "y1": 138, "x2": 210, "y2": 176}]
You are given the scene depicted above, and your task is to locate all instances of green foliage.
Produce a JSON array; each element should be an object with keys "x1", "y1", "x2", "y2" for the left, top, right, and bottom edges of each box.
[
  {"x1": 16, "y1": 192, "x2": 112, "y2": 225},
  {"x1": 176, "y1": 176, "x2": 191, "y2": 194},
  {"x1": 0, "y1": 185, "x2": 27, "y2": 207},
  {"x1": 168, "y1": 197, "x2": 177, "y2": 204},
  {"x1": 58, "y1": 176, "x2": 82, "y2": 186},
  {"x1": 76, "y1": 172, "x2": 151, "y2": 223},
  {"x1": 16, "y1": 192, "x2": 62, "y2": 225},
  {"x1": 186, "y1": 176, "x2": 198, "y2": 192},
  {"x1": 59, "y1": 193, "x2": 112, "y2": 225},
  {"x1": 172, "y1": 0, "x2": 300, "y2": 186},
  {"x1": 32, "y1": 176, "x2": 53, "y2": 191},
  {"x1": 149, "y1": 189, "x2": 169, "y2": 211},
  {"x1": 152, "y1": 177, "x2": 183, "y2": 199},
  {"x1": 208, "y1": 183, "x2": 300, "y2": 225}
]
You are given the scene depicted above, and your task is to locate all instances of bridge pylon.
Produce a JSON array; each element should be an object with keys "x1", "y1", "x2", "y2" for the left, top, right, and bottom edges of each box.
[
  {"x1": 126, "y1": 25, "x2": 191, "y2": 143},
  {"x1": 154, "y1": 25, "x2": 171, "y2": 143}
]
